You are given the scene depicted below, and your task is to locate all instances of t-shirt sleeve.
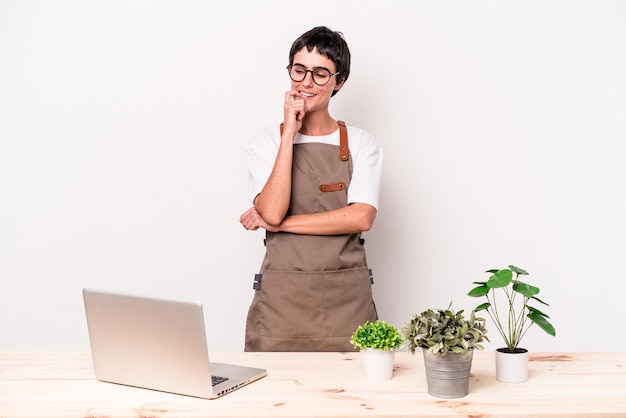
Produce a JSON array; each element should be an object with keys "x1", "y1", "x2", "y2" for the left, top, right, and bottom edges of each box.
[
  {"x1": 245, "y1": 126, "x2": 280, "y2": 204},
  {"x1": 347, "y1": 129, "x2": 383, "y2": 211}
]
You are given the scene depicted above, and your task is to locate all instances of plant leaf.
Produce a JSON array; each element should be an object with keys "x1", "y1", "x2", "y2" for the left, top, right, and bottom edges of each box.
[
  {"x1": 509, "y1": 265, "x2": 529, "y2": 275},
  {"x1": 474, "y1": 302, "x2": 491, "y2": 312},
  {"x1": 512, "y1": 281, "x2": 539, "y2": 297},
  {"x1": 532, "y1": 295, "x2": 549, "y2": 306},
  {"x1": 487, "y1": 269, "x2": 512, "y2": 288},
  {"x1": 527, "y1": 305, "x2": 550, "y2": 318},
  {"x1": 468, "y1": 284, "x2": 490, "y2": 297},
  {"x1": 527, "y1": 311, "x2": 556, "y2": 336}
]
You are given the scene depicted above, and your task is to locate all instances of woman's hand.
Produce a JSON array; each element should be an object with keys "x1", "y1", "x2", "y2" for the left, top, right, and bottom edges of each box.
[
  {"x1": 283, "y1": 90, "x2": 305, "y2": 137},
  {"x1": 251, "y1": 91, "x2": 301, "y2": 227},
  {"x1": 240, "y1": 207, "x2": 279, "y2": 232}
]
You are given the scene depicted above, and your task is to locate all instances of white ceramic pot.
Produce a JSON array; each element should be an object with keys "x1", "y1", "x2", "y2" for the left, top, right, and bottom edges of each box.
[
  {"x1": 496, "y1": 348, "x2": 529, "y2": 383},
  {"x1": 361, "y1": 348, "x2": 395, "y2": 381}
]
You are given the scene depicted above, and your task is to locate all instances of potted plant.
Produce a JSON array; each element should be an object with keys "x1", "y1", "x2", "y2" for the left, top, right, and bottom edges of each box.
[
  {"x1": 468, "y1": 265, "x2": 556, "y2": 382},
  {"x1": 350, "y1": 320, "x2": 403, "y2": 381},
  {"x1": 403, "y1": 305, "x2": 488, "y2": 398}
]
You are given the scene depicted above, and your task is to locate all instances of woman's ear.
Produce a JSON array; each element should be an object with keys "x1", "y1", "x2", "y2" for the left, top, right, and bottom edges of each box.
[{"x1": 334, "y1": 78, "x2": 345, "y2": 93}]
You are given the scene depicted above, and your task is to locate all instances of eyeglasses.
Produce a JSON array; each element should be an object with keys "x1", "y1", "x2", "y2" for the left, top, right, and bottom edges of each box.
[{"x1": 286, "y1": 64, "x2": 340, "y2": 86}]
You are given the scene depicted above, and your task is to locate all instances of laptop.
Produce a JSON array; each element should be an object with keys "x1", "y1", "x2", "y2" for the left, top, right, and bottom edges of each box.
[{"x1": 82, "y1": 288, "x2": 267, "y2": 399}]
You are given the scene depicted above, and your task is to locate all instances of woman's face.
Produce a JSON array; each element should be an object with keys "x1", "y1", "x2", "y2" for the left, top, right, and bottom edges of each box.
[{"x1": 290, "y1": 47, "x2": 344, "y2": 113}]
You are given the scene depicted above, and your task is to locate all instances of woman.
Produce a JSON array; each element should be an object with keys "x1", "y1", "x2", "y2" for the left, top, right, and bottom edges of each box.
[{"x1": 240, "y1": 26, "x2": 383, "y2": 351}]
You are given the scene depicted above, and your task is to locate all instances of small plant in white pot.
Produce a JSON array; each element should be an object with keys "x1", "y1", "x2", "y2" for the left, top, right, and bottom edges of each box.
[
  {"x1": 403, "y1": 305, "x2": 488, "y2": 398},
  {"x1": 350, "y1": 320, "x2": 403, "y2": 381},
  {"x1": 468, "y1": 265, "x2": 556, "y2": 383}
]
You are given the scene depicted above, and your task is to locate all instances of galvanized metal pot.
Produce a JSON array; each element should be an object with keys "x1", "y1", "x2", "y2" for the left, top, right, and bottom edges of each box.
[{"x1": 422, "y1": 348, "x2": 474, "y2": 398}]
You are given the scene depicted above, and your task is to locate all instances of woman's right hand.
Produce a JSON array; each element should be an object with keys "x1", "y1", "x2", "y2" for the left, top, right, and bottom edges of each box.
[
  {"x1": 283, "y1": 90, "x2": 305, "y2": 138},
  {"x1": 239, "y1": 206, "x2": 279, "y2": 232}
]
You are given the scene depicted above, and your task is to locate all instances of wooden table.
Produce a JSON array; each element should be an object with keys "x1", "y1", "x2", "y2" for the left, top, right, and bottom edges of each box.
[{"x1": 1, "y1": 351, "x2": 625, "y2": 417}]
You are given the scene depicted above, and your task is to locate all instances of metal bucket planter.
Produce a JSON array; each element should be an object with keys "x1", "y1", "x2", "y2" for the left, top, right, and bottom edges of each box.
[{"x1": 422, "y1": 348, "x2": 474, "y2": 398}]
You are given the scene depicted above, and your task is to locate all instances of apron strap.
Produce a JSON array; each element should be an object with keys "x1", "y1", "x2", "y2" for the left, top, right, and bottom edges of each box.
[
  {"x1": 337, "y1": 120, "x2": 349, "y2": 161},
  {"x1": 280, "y1": 120, "x2": 349, "y2": 162}
]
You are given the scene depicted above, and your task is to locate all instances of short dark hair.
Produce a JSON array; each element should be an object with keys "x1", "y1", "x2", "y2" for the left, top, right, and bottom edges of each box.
[{"x1": 289, "y1": 26, "x2": 350, "y2": 96}]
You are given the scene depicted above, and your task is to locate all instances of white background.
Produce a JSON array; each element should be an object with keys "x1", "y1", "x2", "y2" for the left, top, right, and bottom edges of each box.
[{"x1": 2, "y1": 0, "x2": 625, "y2": 352}]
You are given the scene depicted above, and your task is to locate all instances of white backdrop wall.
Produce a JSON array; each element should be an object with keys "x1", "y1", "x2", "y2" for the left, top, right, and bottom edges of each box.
[{"x1": 2, "y1": 0, "x2": 625, "y2": 352}]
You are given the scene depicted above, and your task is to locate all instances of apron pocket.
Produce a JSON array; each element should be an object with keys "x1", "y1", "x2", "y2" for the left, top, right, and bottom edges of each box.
[{"x1": 257, "y1": 266, "x2": 377, "y2": 340}]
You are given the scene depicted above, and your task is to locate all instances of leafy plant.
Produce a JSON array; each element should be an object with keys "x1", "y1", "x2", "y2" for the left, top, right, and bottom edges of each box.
[
  {"x1": 403, "y1": 305, "x2": 489, "y2": 356},
  {"x1": 468, "y1": 265, "x2": 556, "y2": 351},
  {"x1": 350, "y1": 320, "x2": 403, "y2": 351}
]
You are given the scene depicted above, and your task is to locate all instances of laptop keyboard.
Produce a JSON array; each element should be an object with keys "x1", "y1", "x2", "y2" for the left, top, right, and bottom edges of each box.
[{"x1": 211, "y1": 375, "x2": 229, "y2": 386}]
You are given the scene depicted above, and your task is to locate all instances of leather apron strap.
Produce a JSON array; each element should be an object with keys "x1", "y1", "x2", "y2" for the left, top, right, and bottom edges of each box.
[{"x1": 280, "y1": 120, "x2": 348, "y2": 162}]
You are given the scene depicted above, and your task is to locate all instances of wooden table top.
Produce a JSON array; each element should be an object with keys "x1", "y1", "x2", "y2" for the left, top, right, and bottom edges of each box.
[{"x1": 1, "y1": 351, "x2": 625, "y2": 417}]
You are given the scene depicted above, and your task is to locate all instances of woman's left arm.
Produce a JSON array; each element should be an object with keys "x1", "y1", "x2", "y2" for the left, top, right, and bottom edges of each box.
[
  {"x1": 240, "y1": 203, "x2": 375, "y2": 234},
  {"x1": 272, "y1": 203, "x2": 376, "y2": 235}
]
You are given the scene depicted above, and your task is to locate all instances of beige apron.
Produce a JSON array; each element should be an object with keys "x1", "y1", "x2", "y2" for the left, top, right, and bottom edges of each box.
[{"x1": 245, "y1": 121, "x2": 378, "y2": 352}]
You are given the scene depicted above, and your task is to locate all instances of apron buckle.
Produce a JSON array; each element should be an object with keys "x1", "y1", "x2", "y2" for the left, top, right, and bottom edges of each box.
[{"x1": 253, "y1": 274, "x2": 263, "y2": 290}]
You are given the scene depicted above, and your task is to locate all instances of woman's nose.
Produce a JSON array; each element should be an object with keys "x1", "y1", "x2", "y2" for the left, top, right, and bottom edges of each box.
[{"x1": 302, "y1": 71, "x2": 315, "y2": 86}]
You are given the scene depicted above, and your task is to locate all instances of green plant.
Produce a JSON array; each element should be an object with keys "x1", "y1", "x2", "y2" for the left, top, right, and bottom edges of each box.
[
  {"x1": 350, "y1": 320, "x2": 403, "y2": 351},
  {"x1": 403, "y1": 305, "x2": 489, "y2": 356},
  {"x1": 468, "y1": 265, "x2": 556, "y2": 351}
]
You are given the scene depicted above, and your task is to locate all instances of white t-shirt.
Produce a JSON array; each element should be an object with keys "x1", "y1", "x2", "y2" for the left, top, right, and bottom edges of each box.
[{"x1": 246, "y1": 124, "x2": 383, "y2": 210}]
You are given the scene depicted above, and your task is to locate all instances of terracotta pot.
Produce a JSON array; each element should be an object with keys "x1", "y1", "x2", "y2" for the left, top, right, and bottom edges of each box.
[{"x1": 496, "y1": 347, "x2": 529, "y2": 383}]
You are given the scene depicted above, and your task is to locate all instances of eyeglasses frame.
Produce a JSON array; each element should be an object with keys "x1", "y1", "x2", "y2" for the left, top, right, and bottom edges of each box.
[{"x1": 286, "y1": 64, "x2": 341, "y2": 86}]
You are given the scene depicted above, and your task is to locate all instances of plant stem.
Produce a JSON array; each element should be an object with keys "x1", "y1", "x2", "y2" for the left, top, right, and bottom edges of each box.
[
  {"x1": 488, "y1": 290, "x2": 510, "y2": 348},
  {"x1": 514, "y1": 297, "x2": 530, "y2": 345},
  {"x1": 517, "y1": 320, "x2": 533, "y2": 344},
  {"x1": 511, "y1": 272, "x2": 522, "y2": 348},
  {"x1": 501, "y1": 282, "x2": 516, "y2": 349}
]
